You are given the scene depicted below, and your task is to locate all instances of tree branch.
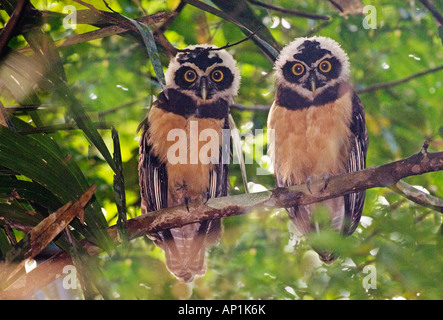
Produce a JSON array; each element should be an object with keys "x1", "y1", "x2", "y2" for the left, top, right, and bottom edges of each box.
[
  {"x1": 106, "y1": 146, "x2": 443, "y2": 241},
  {"x1": 356, "y1": 64, "x2": 443, "y2": 94},
  {"x1": 71, "y1": 0, "x2": 177, "y2": 58},
  {"x1": 389, "y1": 180, "x2": 443, "y2": 213},
  {"x1": 59, "y1": 12, "x2": 176, "y2": 48},
  {"x1": 231, "y1": 103, "x2": 271, "y2": 112},
  {"x1": 2, "y1": 146, "x2": 442, "y2": 298},
  {"x1": 419, "y1": 0, "x2": 443, "y2": 25},
  {"x1": 327, "y1": 0, "x2": 344, "y2": 13},
  {"x1": 0, "y1": 0, "x2": 28, "y2": 56}
]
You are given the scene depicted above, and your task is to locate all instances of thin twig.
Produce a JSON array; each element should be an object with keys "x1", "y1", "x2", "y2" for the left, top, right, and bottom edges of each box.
[
  {"x1": 357, "y1": 64, "x2": 443, "y2": 94},
  {"x1": 103, "y1": 0, "x2": 177, "y2": 56},
  {"x1": 231, "y1": 103, "x2": 270, "y2": 112},
  {"x1": 389, "y1": 180, "x2": 443, "y2": 213},
  {"x1": 419, "y1": 0, "x2": 443, "y2": 25},
  {"x1": 216, "y1": 26, "x2": 263, "y2": 50},
  {"x1": 247, "y1": 0, "x2": 330, "y2": 21},
  {"x1": 178, "y1": 27, "x2": 263, "y2": 52},
  {"x1": 97, "y1": 98, "x2": 146, "y2": 117},
  {"x1": 132, "y1": 0, "x2": 148, "y2": 16},
  {"x1": 0, "y1": 0, "x2": 28, "y2": 56},
  {"x1": 327, "y1": 0, "x2": 344, "y2": 13},
  {"x1": 73, "y1": 0, "x2": 136, "y2": 32},
  {"x1": 18, "y1": 122, "x2": 113, "y2": 134},
  {"x1": 56, "y1": 12, "x2": 176, "y2": 49}
]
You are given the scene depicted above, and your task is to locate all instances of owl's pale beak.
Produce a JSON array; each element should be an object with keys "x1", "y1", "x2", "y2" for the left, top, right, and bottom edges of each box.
[
  {"x1": 309, "y1": 73, "x2": 316, "y2": 96},
  {"x1": 200, "y1": 77, "x2": 208, "y2": 103}
]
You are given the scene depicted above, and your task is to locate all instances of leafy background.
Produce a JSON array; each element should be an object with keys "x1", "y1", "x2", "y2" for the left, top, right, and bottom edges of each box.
[{"x1": 0, "y1": 0, "x2": 442, "y2": 299}]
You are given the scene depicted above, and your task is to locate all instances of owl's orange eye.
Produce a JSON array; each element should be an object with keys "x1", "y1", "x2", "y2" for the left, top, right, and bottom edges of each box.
[
  {"x1": 211, "y1": 70, "x2": 224, "y2": 82},
  {"x1": 319, "y1": 60, "x2": 332, "y2": 73},
  {"x1": 184, "y1": 70, "x2": 197, "y2": 82},
  {"x1": 292, "y1": 63, "x2": 305, "y2": 76}
]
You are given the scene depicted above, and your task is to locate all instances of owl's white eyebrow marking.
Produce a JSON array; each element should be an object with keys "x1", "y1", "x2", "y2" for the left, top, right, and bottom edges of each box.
[
  {"x1": 292, "y1": 59, "x2": 309, "y2": 68},
  {"x1": 291, "y1": 53, "x2": 332, "y2": 68},
  {"x1": 311, "y1": 54, "x2": 332, "y2": 66}
]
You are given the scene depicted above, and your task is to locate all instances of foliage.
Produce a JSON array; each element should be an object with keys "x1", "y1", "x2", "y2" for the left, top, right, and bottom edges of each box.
[{"x1": 0, "y1": 0, "x2": 442, "y2": 300}]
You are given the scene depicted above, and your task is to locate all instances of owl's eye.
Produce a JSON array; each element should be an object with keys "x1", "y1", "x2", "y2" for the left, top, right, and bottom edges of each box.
[
  {"x1": 184, "y1": 70, "x2": 197, "y2": 82},
  {"x1": 291, "y1": 63, "x2": 305, "y2": 76},
  {"x1": 319, "y1": 60, "x2": 332, "y2": 73},
  {"x1": 211, "y1": 70, "x2": 224, "y2": 82}
]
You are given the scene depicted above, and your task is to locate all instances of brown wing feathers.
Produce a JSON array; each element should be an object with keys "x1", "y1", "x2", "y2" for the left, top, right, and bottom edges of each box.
[{"x1": 343, "y1": 91, "x2": 369, "y2": 235}]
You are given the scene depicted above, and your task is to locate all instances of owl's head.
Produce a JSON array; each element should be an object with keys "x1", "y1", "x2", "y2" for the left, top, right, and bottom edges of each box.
[
  {"x1": 274, "y1": 36, "x2": 350, "y2": 99},
  {"x1": 165, "y1": 44, "x2": 240, "y2": 104}
]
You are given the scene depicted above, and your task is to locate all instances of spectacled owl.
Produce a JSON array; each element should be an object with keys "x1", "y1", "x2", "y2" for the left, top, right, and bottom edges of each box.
[
  {"x1": 267, "y1": 36, "x2": 369, "y2": 262},
  {"x1": 138, "y1": 44, "x2": 240, "y2": 281}
]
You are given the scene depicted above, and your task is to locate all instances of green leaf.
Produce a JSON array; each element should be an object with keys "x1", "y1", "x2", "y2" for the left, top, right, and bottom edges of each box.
[
  {"x1": 52, "y1": 82, "x2": 117, "y2": 173},
  {"x1": 0, "y1": 176, "x2": 62, "y2": 212},
  {"x1": 0, "y1": 122, "x2": 113, "y2": 250},
  {"x1": 0, "y1": 227, "x2": 13, "y2": 259},
  {"x1": 99, "y1": 8, "x2": 167, "y2": 90},
  {"x1": 112, "y1": 127, "x2": 128, "y2": 243},
  {"x1": 0, "y1": 202, "x2": 41, "y2": 228},
  {"x1": 229, "y1": 114, "x2": 249, "y2": 193},
  {"x1": 0, "y1": 48, "x2": 117, "y2": 175},
  {"x1": 128, "y1": 19, "x2": 167, "y2": 89},
  {"x1": 1, "y1": 5, "x2": 117, "y2": 174}
]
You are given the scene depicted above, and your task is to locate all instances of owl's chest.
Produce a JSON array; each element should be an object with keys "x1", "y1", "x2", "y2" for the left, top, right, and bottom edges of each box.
[
  {"x1": 268, "y1": 92, "x2": 353, "y2": 185},
  {"x1": 148, "y1": 107, "x2": 224, "y2": 201}
]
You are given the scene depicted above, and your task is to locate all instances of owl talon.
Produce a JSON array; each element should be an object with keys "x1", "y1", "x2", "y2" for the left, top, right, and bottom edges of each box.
[
  {"x1": 306, "y1": 177, "x2": 313, "y2": 194},
  {"x1": 322, "y1": 174, "x2": 330, "y2": 191},
  {"x1": 203, "y1": 190, "x2": 211, "y2": 204},
  {"x1": 184, "y1": 196, "x2": 190, "y2": 212},
  {"x1": 176, "y1": 182, "x2": 187, "y2": 191}
]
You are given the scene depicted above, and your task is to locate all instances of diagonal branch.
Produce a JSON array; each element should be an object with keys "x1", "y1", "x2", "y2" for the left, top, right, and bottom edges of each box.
[
  {"x1": 106, "y1": 145, "x2": 443, "y2": 241},
  {"x1": 356, "y1": 64, "x2": 443, "y2": 94},
  {"x1": 389, "y1": 180, "x2": 443, "y2": 213},
  {"x1": 0, "y1": 0, "x2": 28, "y2": 56},
  {"x1": 419, "y1": 0, "x2": 443, "y2": 25},
  {"x1": 58, "y1": 12, "x2": 176, "y2": 48}
]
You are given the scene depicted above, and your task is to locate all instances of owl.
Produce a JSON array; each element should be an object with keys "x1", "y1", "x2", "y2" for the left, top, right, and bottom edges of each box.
[
  {"x1": 138, "y1": 44, "x2": 240, "y2": 281},
  {"x1": 267, "y1": 36, "x2": 369, "y2": 262}
]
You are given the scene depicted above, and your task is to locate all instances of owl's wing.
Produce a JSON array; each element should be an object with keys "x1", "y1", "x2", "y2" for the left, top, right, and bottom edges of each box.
[
  {"x1": 138, "y1": 113, "x2": 168, "y2": 214},
  {"x1": 213, "y1": 116, "x2": 231, "y2": 198},
  {"x1": 342, "y1": 91, "x2": 369, "y2": 236},
  {"x1": 203, "y1": 116, "x2": 231, "y2": 246},
  {"x1": 228, "y1": 113, "x2": 249, "y2": 193}
]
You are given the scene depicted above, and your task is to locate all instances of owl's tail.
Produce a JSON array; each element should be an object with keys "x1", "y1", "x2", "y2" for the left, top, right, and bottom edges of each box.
[
  {"x1": 287, "y1": 198, "x2": 345, "y2": 263},
  {"x1": 153, "y1": 220, "x2": 221, "y2": 282}
]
